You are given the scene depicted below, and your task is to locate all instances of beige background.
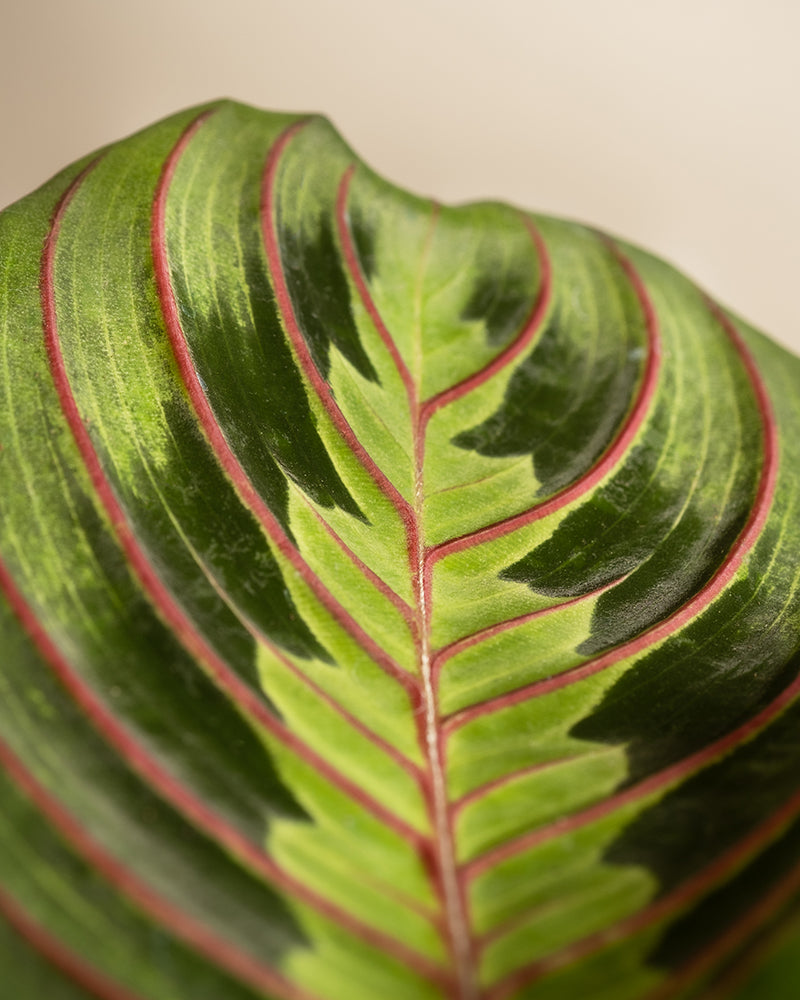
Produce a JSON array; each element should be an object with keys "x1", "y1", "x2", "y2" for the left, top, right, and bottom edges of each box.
[{"x1": 2, "y1": 0, "x2": 799, "y2": 353}]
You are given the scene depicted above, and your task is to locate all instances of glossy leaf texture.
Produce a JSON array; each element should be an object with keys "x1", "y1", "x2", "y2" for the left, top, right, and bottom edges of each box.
[{"x1": 1, "y1": 100, "x2": 800, "y2": 1000}]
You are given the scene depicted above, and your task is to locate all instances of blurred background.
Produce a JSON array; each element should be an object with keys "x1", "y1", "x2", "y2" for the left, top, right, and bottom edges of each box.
[{"x1": 2, "y1": 0, "x2": 798, "y2": 352}]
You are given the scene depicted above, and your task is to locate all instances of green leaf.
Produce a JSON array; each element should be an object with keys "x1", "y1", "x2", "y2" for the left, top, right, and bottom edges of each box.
[{"x1": 1, "y1": 98, "x2": 800, "y2": 999}]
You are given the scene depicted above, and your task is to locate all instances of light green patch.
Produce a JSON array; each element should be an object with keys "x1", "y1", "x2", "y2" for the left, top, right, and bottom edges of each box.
[
  {"x1": 469, "y1": 800, "x2": 660, "y2": 933},
  {"x1": 480, "y1": 862, "x2": 656, "y2": 985},
  {"x1": 255, "y1": 643, "x2": 428, "y2": 831},
  {"x1": 423, "y1": 451, "x2": 543, "y2": 546},
  {"x1": 286, "y1": 488, "x2": 416, "y2": 668},
  {"x1": 285, "y1": 903, "x2": 446, "y2": 1000},
  {"x1": 506, "y1": 927, "x2": 665, "y2": 1000},
  {"x1": 455, "y1": 745, "x2": 628, "y2": 862},
  {"x1": 263, "y1": 750, "x2": 432, "y2": 906},
  {"x1": 446, "y1": 662, "x2": 628, "y2": 798},
  {"x1": 345, "y1": 171, "x2": 437, "y2": 388},
  {"x1": 326, "y1": 331, "x2": 416, "y2": 501},
  {"x1": 269, "y1": 543, "x2": 422, "y2": 760},
  {"x1": 269, "y1": 818, "x2": 445, "y2": 965},
  {"x1": 437, "y1": 590, "x2": 600, "y2": 715},
  {"x1": 429, "y1": 511, "x2": 575, "y2": 648},
  {"x1": 52, "y1": 132, "x2": 185, "y2": 495},
  {"x1": 414, "y1": 202, "x2": 542, "y2": 400}
]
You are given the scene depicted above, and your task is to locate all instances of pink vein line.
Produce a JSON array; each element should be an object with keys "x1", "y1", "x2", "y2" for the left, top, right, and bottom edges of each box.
[
  {"x1": 338, "y1": 150, "x2": 556, "y2": 1000},
  {"x1": 485, "y1": 744, "x2": 800, "y2": 1000},
  {"x1": 429, "y1": 237, "x2": 660, "y2": 566},
  {"x1": 152, "y1": 114, "x2": 453, "y2": 971},
  {"x1": 465, "y1": 500, "x2": 782, "y2": 887},
  {"x1": 444, "y1": 299, "x2": 778, "y2": 736},
  {"x1": 261, "y1": 125, "x2": 422, "y2": 600},
  {"x1": 33, "y1": 134, "x2": 447, "y2": 976},
  {"x1": 260, "y1": 134, "x2": 460, "y2": 966},
  {"x1": 42, "y1": 156, "x2": 418, "y2": 852},
  {"x1": 464, "y1": 312, "x2": 778, "y2": 879},
  {"x1": 306, "y1": 501, "x2": 415, "y2": 628},
  {"x1": 0, "y1": 886, "x2": 145, "y2": 1000},
  {"x1": 336, "y1": 170, "x2": 558, "y2": 864},
  {"x1": 336, "y1": 167, "x2": 470, "y2": 994},
  {"x1": 645, "y1": 854, "x2": 800, "y2": 1000},
  {"x1": 335, "y1": 165, "x2": 430, "y2": 685},
  {"x1": 450, "y1": 755, "x2": 583, "y2": 820},
  {"x1": 0, "y1": 556, "x2": 446, "y2": 984},
  {"x1": 419, "y1": 219, "x2": 552, "y2": 431},
  {"x1": 466, "y1": 496, "x2": 780, "y2": 881},
  {"x1": 185, "y1": 507, "x2": 423, "y2": 790},
  {"x1": 337, "y1": 165, "x2": 417, "y2": 404},
  {"x1": 0, "y1": 735, "x2": 317, "y2": 1000},
  {"x1": 151, "y1": 116, "x2": 420, "y2": 705},
  {"x1": 265, "y1": 636, "x2": 426, "y2": 788},
  {"x1": 337, "y1": 166, "x2": 554, "y2": 462},
  {"x1": 430, "y1": 581, "x2": 618, "y2": 689}
]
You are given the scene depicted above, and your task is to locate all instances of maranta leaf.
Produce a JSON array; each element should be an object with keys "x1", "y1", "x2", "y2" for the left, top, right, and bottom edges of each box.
[{"x1": 1, "y1": 100, "x2": 800, "y2": 999}]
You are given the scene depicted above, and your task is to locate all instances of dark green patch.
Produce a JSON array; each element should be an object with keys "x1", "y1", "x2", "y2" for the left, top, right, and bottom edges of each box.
[
  {"x1": 577, "y1": 497, "x2": 750, "y2": 656},
  {"x1": 172, "y1": 185, "x2": 366, "y2": 525},
  {"x1": 500, "y1": 426, "x2": 673, "y2": 597},
  {"x1": 500, "y1": 359, "x2": 761, "y2": 655},
  {"x1": 0, "y1": 600, "x2": 309, "y2": 967},
  {"x1": 598, "y1": 666, "x2": 800, "y2": 894},
  {"x1": 103, "y1": 388, "x2": 331, "y2": 667},
  {"x1": 567, "y1": 498, "x2": 800, "y2": 972},
  {"x1": 570, "y1": 534, "x2": 800, "y2": 785},
  {"x1": 348, "y1": 202, "x2": 377, "y2": 282},
  {"x1": 454, "y1": 297, "x2": 643, "y2": 498},
  {"x1": 460, "y1": 248, "x2": 538, "y2": 348},
  {"x1": 0, "y1": 910, "x2": 106, "y2": 1000},
  {"x1": 278, "y1": 208, "x2": 379, "y2": 386},
  {"x1": 47, "y1": 410, "x2": 309, "y2": 833},
  {"x1": 0, "y1": 766, "x2": 290, "y2": 999},
  {"x1": 643, "y1": 706, "x2": 800, "y2": 970}
]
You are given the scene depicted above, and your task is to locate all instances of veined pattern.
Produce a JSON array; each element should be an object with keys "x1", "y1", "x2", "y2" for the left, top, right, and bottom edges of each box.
[{"x1": 1, "y1": 100, "x2": 800, "y2": 1000}]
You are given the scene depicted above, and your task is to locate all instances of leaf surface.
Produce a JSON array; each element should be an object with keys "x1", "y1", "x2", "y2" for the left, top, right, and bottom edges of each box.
[{"x1": 2, "y1": 100, "x2": 800, "y2": 1000}]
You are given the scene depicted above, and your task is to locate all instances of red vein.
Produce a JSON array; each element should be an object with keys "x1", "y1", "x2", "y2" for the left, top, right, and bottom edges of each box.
[
  {"x1": 429, "y1": 237, "x2": 659, "y2": 565},
  {"x1": 444, "y1": 300, "x2": 777, "y2": 736},
  {"x1": 338, "y1": 165, "x2": 417, "y2": 405},
  {"x1": 181, "y1": 519, "x2": 424, "y2": 791},
  {"x1": 41, "y1": 151, "x2": 418, "y2": 850},
  {"x1": 151, "y1": 118, "x2": 419, "y2": 705},
  {"x1": 413, "y1": 441, "x2": 475, "y2": 1000},
  {"x1": 0, "y1": 554, "x2": 447, "y2": 984},
  {"x1": 262, "y1": 125, "x2": 421, "y2": 597},
  {"x1": 668, "y1": 881, "x2": 800, "y2": 1000},
  {"x1": 338, "y1": 169, "x2": 561, "y2": 1000},
  {"x1": 450, "y1": 754, "x2": 583, "y2": 820},
  {"x1": 418, "y1": 218, "x2": 552, "y2": 430},
  {"x1": 264, "y1": 638, "x2": 426, "y2": 788},
  {"x1": 0, "y1": 735, "x2": 317, "y2": 1000},
  {"x1": 30, "y1": 130, "x2": 448, "y2": 978},
  {"x1": 430, "y1": 581, "x2": 618, "y2": 688},
  {"x1": 464, "y1": 579, "x2": 789, "y2": 887},
  {"x1": 305, "y1": 500, "x2": 415, "y2": 628},
  {"x1": 464, "y1": 325, "x2": 778, "y2": 879},
  {"x1": 486, "y1": 748, "x2": 800, "y2": 1000},
  {"x1": 0, "y1": 886, "x2": 146, "y2": 1000},
  {"x1": 338, "y1": 162, "x2": 473, "y2": 996},
  {"x1": 644, "y1": 866, "x2": 800, "y2": 1000}
]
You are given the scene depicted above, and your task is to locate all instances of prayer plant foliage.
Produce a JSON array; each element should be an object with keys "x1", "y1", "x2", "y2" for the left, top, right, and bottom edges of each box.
[{"x1": 2, "y1": 99, "x2": 800, "y2": 1000}]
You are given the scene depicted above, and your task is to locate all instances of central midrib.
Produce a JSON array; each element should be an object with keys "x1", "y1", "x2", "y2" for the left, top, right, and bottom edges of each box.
[
  {"x1": 412, "y1": 430, "x2": 478, "y2": 1000},
  {"x1": 408, "y1": 209, "x2": 477, "y2": 1000}
]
